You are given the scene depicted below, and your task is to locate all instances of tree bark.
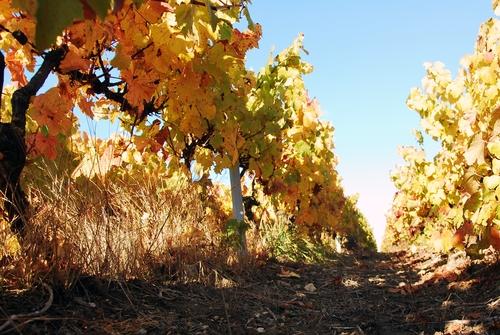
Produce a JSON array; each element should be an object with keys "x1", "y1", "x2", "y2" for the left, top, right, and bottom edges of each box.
[{"x1": 0, "y1": 48, "x2": 65, "y2": 235}]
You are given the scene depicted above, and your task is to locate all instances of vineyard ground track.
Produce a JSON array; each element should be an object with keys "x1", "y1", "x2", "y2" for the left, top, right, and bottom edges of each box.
[{"x1": 0, "y1": 249, "x2": 498, "y2": 334}]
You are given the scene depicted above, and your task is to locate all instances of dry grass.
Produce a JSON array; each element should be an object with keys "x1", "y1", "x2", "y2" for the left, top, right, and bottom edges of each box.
[
  {"x1": 0, "y1": 160, "x2": 242, "y2": 288},
  {"x1": 0, "y1": 156, "x2": 346, "y2": 290}
]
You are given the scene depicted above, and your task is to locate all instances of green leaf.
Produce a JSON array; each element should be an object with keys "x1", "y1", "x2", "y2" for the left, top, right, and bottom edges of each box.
[
  {"x1": 261, "y1": 163, "x2": 273, "y2": 179},
  {"x1": 36, "y1": 0, "x2": 83, "y2": 50},
  {"x1": 110, "y1": 44, "x2": 131, "y2": 70},
  {"x1": 243, "y1": 6, "x2": 254, "y2": 30},
  {"x1": 86, "y1": 0, "x2": 111, "y2": 19},
  {"x1": 40, "y1": 125, "x2": 49, "y2": 137},
  {"x1": 413, "y1": 129, "x2": 424, "y2": 146},
  {"x1": 176, "y1": 4, "x2": 194, "y2": 36},
  {"x1": 265, "y1": 122, "x2": 280, "y2": 134},
  {"x1": 204, "y1": 0, "x2": 218, "y2": 32},
  {"x1": 284, "y1": 170, "x2": 301, "y2": 185},
  {"x1": 223, "y1": 219, "x2": 249, "y2": 249},
  {"x1": 295, "y1": 140, "x2": 311, "y2": 156},
  {"x1": 218, "y1": 22, "x2": 232, "y2": 41},
  {"x1": 225, "y1": 218, "x2": 248, "y2": 236},
  {"x1": 210, "y1": 133, "x2": 223, "y2": 148}
]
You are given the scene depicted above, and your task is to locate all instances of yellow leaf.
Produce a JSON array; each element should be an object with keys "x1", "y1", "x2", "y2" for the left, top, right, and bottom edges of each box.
[
  {"x1": 488, "y1": 140, "x2": 500, "y2": 159},
  {"x1": 440, "y1": 230, "x2": 455, "y2": 252},
  {"x1": 4, "y1": 235, "x2": 21, "y2": 255},
  {"x1": 303, "y1": 109, "x2": 317, "y2": 130},
  {"x1": 494, "y1": 0, "x2": 500, "y2": 16},
  {"x1": 110, "y1": 44, "x2": 131, "y2": 70},
  {"x1": 493, "y1": 158, "x2": 500, "y2": 174},
  {"x1": 464, "y1": 134, "x2": 485, "y2": 165},
  {"x1": 150, "y1": 22, "x2": 171, "y2": 47},
  {"x1": 200, "y1": 103, "x2": 216, "y2": 120},
  {"x1": 484, "y1": 175, "x2": 500, "y2": 189}
]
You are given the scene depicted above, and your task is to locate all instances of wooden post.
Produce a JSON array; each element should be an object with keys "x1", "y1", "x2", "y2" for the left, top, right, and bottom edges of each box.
[{"x1": 229, "y1": 163, "x2": 247, "y2": 256}]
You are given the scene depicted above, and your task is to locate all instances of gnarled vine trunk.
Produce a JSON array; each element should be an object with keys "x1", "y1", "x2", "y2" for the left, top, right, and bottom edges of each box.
[
  {"x1": 0, "y1": 122, "x2": 28, "y2": 234},
  {"x1": 0, "y1": 48, "x2": 65, "y2": 235}
]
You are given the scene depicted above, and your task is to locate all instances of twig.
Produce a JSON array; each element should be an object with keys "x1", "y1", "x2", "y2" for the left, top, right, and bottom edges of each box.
[
  {"x1": 264, "y1": 307, "x2": 277, "y2": 321},
  {"x1": 131, "y1": 42, "x2": 153, "y2": 59},
  {"x1": 331, "y1": 326, "x2": 357, "y2": 331},
  {"x1": 190, "y1": 0, "x2": 243, "y2": 11},
  {"x1": 356, "y1": 325, "x2": 366, "y2": 335},
  {"x1": 487, "y1": 296, "x2": 500, "y2": 309},
  {"x1": 68, "y1": 70, "x2": 132, "y2": 113},
  {"x1": 220, "y1": 288, "x2": 232, "y2": 335},
  {"x1": 395, "y1": 316, "x2": 500, "y2": 326},
  {"x1": 0, "y1": 24, "x2": 39, "y2": 54},
  {"x1": 97, "y1": 52, "x2": 110, "y2": 84},
  {"x1": 0, "y1": 283, "x2": 54, "y2": 333},
  {"x1": 118, "y1": 282, "x2": 136, "y2": 310}
]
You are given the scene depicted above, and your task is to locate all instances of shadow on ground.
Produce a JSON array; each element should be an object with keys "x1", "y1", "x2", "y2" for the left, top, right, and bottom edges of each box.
[{"x1": 0, "y1": 249, "x2": 499, "y2": 334}]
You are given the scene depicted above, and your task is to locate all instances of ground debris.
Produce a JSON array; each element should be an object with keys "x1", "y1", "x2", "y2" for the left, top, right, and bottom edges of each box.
[{"x1": 0, "y1": 249, "x2": 498, "y2": 334}]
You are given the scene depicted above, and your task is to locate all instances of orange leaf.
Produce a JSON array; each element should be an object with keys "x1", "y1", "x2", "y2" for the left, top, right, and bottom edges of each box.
[
  {"x1": 230, "y1": 24, "x2": 262, "y2": 58},
  {"x1": 30, "y1": 88, "x2": 74, "y2": 135},
  {"x1": 122, "y1": 65, "x2": 156, "y2": 109},
  {"x1": 77, "y1": 97, "x2": 94, "y2": 118},
  {"x1": 59, "y1": 44, "x2": 92, "y2": 73},
  {"x1": 489, "y1": 226, "x2": 500, "y2": 250},
  {"x1": 5, "y1": 51, "x2": 28, "y2": 86},
  {"x1": 28, "y1": 133, "x2": 58, "y2": 160}
]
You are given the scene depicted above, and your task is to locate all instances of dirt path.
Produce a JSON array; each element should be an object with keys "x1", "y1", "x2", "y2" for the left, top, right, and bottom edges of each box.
[{"x1": 1, "y1": 249, "x2": 498, "y2": 334}]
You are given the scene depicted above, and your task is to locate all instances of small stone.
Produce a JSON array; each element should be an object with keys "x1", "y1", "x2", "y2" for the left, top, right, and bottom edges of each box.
[
  {"x1": 256, "y1": 327, "x2": 265, "y2": 333},
  {"x1": 304, "y1": 283, "x2": 316, "y2": 292}
]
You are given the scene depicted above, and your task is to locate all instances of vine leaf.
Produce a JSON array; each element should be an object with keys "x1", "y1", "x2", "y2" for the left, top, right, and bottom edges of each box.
[
  {"x1": 464, "y1": 134, "x2": 485, "y2": 166},
  {"x1": 85, "y1": 0, "x2": 112, "y2": 19},
  {"x1": 35, "y1": 0, "x2": 83, "y2": 50}
]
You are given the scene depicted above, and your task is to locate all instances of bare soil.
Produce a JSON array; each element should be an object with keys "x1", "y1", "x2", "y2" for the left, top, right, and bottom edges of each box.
[{"x1": 1, "y1": 249, "x2": 499, "y2": 335}]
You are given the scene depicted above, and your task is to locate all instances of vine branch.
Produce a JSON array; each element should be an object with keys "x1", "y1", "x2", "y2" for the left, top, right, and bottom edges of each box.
[{"x1": 11, "y1": 47, "x2": 66, "y2": 134}]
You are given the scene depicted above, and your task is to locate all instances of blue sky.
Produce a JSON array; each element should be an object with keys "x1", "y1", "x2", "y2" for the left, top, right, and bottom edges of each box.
[{"x1": 243, "y1": 0, "x2": 493, "y2": 246}]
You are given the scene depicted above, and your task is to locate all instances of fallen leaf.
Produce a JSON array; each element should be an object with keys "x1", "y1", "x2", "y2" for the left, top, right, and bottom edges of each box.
[{"x1": 277, "y1": 269, "x2": 300, "y2": 279}]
